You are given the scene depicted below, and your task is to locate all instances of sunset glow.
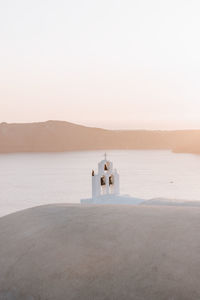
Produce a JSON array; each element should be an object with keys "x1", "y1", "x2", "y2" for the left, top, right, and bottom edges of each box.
[{"x1": 1, "y1": 0, "x2": 200, "y2": 129}]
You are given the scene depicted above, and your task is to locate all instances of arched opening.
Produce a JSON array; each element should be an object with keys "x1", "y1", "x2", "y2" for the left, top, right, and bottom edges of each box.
[
  {"x1": 100, "y1": 175, "x2": 106, "y2": 195},
  {"x1": 104, "y1": 161, "x2": 110, "y2": 171},
  {"x1": 109, "y1": 175, "x2": 114, "y2": 186},
  {"x1": 100, "y1": 176, "x2": 106, "y2": 186},
  {"x1": 109, "y1": 175, "x2": 114, "y2": 193}
]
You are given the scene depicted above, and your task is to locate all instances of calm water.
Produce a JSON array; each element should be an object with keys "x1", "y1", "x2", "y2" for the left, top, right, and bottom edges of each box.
[{"x1": 0, "y1": 150, "x2": 200, "y2": 217}]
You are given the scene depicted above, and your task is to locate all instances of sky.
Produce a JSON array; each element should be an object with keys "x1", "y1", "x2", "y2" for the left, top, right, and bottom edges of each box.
[{"x1": 1, "y1": 0, "x2": 200, "y2": 129}]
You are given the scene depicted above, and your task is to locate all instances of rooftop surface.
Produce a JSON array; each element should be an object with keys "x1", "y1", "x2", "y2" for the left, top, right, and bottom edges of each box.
[{"x1": 0, "y1": 204, "x2": 200, "y2": 299}]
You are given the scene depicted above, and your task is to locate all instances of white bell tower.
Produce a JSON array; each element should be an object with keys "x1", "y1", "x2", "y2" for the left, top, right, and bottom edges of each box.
[
  {"x1": 81, "y1": 153, "x2": 144, "y2": 204},
  {"x1": 92, "y1": 153, "x2": 120, "y2": 199}
]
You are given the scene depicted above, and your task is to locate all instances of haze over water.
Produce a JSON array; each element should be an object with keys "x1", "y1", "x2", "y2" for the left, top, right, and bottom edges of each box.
[{"x1": 1, "y1": 150, "x2": 200, "y2": 217}]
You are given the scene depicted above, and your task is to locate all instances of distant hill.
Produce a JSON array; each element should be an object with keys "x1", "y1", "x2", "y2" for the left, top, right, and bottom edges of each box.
[{"x1": 0, "y1": 120, "x2": 200, "y2": 153}]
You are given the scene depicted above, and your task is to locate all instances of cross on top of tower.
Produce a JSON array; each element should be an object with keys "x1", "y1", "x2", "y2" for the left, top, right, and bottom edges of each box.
[{"x1": 104, "y1": 152, "x2": 107, "y2": 161}]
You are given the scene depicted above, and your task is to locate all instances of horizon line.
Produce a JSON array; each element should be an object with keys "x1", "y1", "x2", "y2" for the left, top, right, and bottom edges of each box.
[{"x1": 1, "y1": 119, "x2": 200, "y2": 132}]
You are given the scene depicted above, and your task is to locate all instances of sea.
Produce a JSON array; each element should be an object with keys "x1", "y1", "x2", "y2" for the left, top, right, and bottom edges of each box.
[{"x1": 0, "y1": 150, "x2": 200, "y2": 217}]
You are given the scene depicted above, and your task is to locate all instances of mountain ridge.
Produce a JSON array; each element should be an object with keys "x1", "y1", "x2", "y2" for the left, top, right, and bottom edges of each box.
[{"x1": 0, "y1": 120, "x2": 200, "y2": 153}]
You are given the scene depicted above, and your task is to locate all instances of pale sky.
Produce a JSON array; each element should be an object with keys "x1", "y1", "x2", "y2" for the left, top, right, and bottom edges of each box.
[{"x1": 1, "y1": 0, "x2": 200, "y2": 129}]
